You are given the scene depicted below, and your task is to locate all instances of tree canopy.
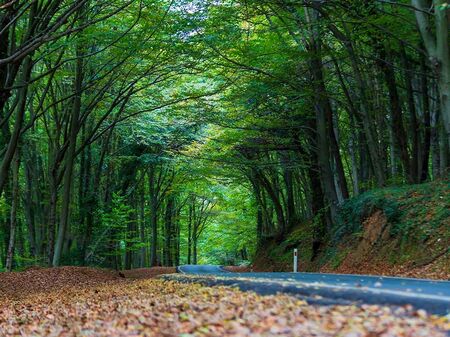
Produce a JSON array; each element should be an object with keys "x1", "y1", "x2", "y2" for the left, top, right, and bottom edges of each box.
[{"x1": 0, "y1": 0, "x2": 448, "y2": 270}]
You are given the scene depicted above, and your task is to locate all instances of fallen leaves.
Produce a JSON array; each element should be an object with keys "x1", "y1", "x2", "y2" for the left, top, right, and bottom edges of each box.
[
  {"x1": 121, "y1": 267, "x2": 176, "y2": 279},
  {"x1": 0, "y1": 267, "x2": 448, "y2": 337},
  {"x1": 223, "y1": 266, "x2": 252, "y2": 273},
  {"x1": 320, "y1": 253, "x2": 450, "y2": 281},
  {"x1": 0, "y1": 267, "x2": 121, "y2": 300}
]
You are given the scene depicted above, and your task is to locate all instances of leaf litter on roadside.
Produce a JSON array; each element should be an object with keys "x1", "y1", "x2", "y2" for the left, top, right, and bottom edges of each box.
[{"x1": 0, "y1": 267, "x2": 448, "y2": 337}]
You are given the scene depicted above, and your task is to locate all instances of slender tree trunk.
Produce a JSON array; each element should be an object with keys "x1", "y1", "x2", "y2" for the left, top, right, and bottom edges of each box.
[
  {"x1": 327, "y1": 105, "x2": 349, "y2": 200},
  {"x1": 187, "y1": 203, "x2": 192, "y2": 264},
  {"x1": 164, "y1": 195, "x2": 174, "y2": 266},
  {"x1": 53, "y1": 51, "x2": 84, "y2": 267},
  {"x1": 413, "y1": 0, "x2": 450, "y2": 147},
  {"x1": 310, "y1": 55, "x2": 339, "y2": 223},
  {"x1": 292, "y1": 127, "x2": 328, "y2": 258},
  {"x1": 329, "y1": 23, "x2": 386, "y2": 186},
  {"x1": 307, "y1": 125, "x2": 329, "y2": 257},
  {"x1": 124, "y1": 197, "x2": 135, "y2": 270},
  {"x1": 0, "y1": 3, "x2": 38, "y2": 195},
  {"x1": 24, "y1": 152, "x2": 36, "y2": 258},
  {"x1": 0, "y1": 9, "x2": 12, "y2": 117},
  {"x1": 139, "y1": 188, "x2": 146, "y2": 267},
  {"x1": 330, "y1": 54, "x2": 362, "y2": 194},
  {"x1": 281, "y1": 152, "x2": 296, "y2": 230},
  {"x1": 420, "y1": 55, "x2": 431, "y2": 181},
  {"x1": 47, "y1": 171, "x2": 58, "y2": 265},
  {"x1": 377, "y1": 46, "x2": 412, "y2": 182},
  {"x1": 150, "y1": 202, "x2": 158, "y2": 266},
  {"x1": 439, "y1": 123, "x2": 449, "y2": 174},
  {"x1": 255, "y1": 170, "x2": 286, "y2": 235},
  {"x1": 305, "y1": 7, "x2": 340, "y2": 223},
  {"x1": 83, "y1": 132, "x2": 113, "y2": 262},
  {"x1": 175, "y1": 209, "x2": 181, "y2": 266},
  {"x1": 400, "y1": 43, "x2": 420, "y2": 182},
  {"x1": 434, "y1": 0, "x2": 450, "y2": 147},
  {"x1": 251, "y1": 179, "x2": 264, "y2": 242},
  {"x1": 192, "y1": 231, "x2": 198, "y2": 265},
  {"x1": 5, "y1": 149, "x2": 19, "y2": 271},
  {"x1": 149, "y1": 168, "x2": 159, "y2": 267},
  {"x1": 33, "y1": 154, "x2": 45, "y2": 258},
  {"x1": 348, "y1": 117, "x2": 360, "y2": 195},
  {"x1": 0, "y1": 56, "x2": 32, "y2": 195}
]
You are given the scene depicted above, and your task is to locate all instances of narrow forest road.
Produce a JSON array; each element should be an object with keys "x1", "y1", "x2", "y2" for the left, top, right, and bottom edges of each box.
[{"x1": 172, "y1": 265, "x2": 450, "y2": 315}]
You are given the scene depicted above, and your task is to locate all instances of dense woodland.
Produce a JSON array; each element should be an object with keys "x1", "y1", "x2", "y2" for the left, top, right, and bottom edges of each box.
[{"x1": 0, "y1": 0, "x2": 448, "y2": 271}]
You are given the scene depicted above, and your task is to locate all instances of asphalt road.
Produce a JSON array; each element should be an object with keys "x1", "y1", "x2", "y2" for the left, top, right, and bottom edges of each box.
[{"x1": 174, "y1": 265, "x2": 450, "y2": 315}]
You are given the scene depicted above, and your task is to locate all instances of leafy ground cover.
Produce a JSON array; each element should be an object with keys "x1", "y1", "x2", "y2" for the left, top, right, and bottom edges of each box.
[
  {"x1": 122, "y1": 267, "x2": 177, "y2": 279},
  {"x1": 0, "y1": 267, "x2": 449, "y2": 336}
]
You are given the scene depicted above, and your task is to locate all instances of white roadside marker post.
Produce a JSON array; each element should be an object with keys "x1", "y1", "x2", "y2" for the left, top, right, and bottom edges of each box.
[{"x1": 293, "y1": 248, "x2": 298, "y2": 273}]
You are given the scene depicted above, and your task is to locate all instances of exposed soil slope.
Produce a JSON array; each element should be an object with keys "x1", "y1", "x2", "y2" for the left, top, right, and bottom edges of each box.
[{"x1": 251, "y1": 180, "x2": 450, "y2": 279}]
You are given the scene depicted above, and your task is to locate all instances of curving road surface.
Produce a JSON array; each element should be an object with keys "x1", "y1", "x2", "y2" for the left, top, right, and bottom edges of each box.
[{"x1": 173, "y1": 265, "x2": 450, "y2": 315}]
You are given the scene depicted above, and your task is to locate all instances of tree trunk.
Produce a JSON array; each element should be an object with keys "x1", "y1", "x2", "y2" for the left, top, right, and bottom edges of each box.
[
  {"x1": 377, "y1": 46, "x2": 412, "y2": 182},
  {"x1": 413, "y1": 0, "x2": 450, "y2": 148},
  {"x1": 420, "y1": 55, "x2": 431, "y2": 181},
  {"x1": 192, "y1": 237, "x2": 198, "y2": 265},
  {"x1": 47, "y1": 171, "x2": 58, "y2": 265},
  {"x1": 164, "y1": 195, "x2": 174, "y2": 266},
  {"x1": 439, "y1": 123, "x2": 449, "y2": 174},
  {"x1": 327, "y1": 104, "x2": 349, "y2": 200},
  {"x1": 434, "y1": 0, "x2": 450, "y2": 148},
  {"x1": 0, "y1": 56, "x2": 32, "y2": 195},
  {"x1": 139, "y1": 188, "x2": 146, "y2": 267},
  {"x1": 329, "y1": 22, "x2": 386, "y2": 186},
  {"x1": 5, "y1": 149, "x2": 19, "y2": 271},
  {"x1": 175, "y1": 209, "x2": 181, "y2": 266},
  {"x1": 400, "y1": 43, "x2": 420, "y2": 182},
  {"x1": 149, "y1": 168, "x2": 159, "y2": 267},
  {"x1": 187, "y1": 203, "x2": 192, "y2": 264},
  {"x1": 53, "y1": 51, "x2": 84, "y2": 267},
  {"x1": 251, "y1": 179, "x2": 264, "y2": 242},
  {"x1": 255, "y1": 170, "x2": 286, "y2": 235},
  {"x1": 281, "y1": 152, "x2": 296, "y2": 230},
  {"x1": 309, "y1": 54, "x2": 339, "y2": 223},
  {"x1": 24, "y1": 150, "x2": 36, "y2": 258},
  {"x1": 124, "y1": 198, "x2": 135, "y2": 270}
]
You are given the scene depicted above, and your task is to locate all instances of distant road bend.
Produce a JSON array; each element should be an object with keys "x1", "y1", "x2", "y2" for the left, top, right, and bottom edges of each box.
[{"x1": 171, "y1": 265, "x2": 450, "y2": 315}]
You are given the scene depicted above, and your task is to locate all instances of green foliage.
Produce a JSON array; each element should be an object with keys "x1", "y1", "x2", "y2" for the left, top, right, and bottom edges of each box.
[
  {"x1": 335, "y1": 180, "x2": 450, "y2": 243},
  {"x1": 335, "y1": 190, "x2": 401, "y2": 243},
  {"x1": 0, "y1": 0, "x2": 448, "y2": 273},
  {"x1": 388, "y1": 181, "x2": 450, "y2": 240},
  {"x1": 328, "y1": 248, "x2": 351, "y2": 269},
  {"x1": 0, "y1": 194, "x2": 9, "y2": 219},
  {"x1": 88, "y1": 194, "x2": 135, "y2": 266}
]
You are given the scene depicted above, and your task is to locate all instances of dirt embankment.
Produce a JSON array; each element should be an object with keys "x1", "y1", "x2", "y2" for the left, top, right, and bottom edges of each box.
[
  {"x1": 248, "y1": 210, "x2": 449, "y2": 280},
  {"x1": 320, "y1": 210, "x2": 449, "y2": 280},
  {"x1": 247, "y1": 181, "x2": 450, "y2": 280}
]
